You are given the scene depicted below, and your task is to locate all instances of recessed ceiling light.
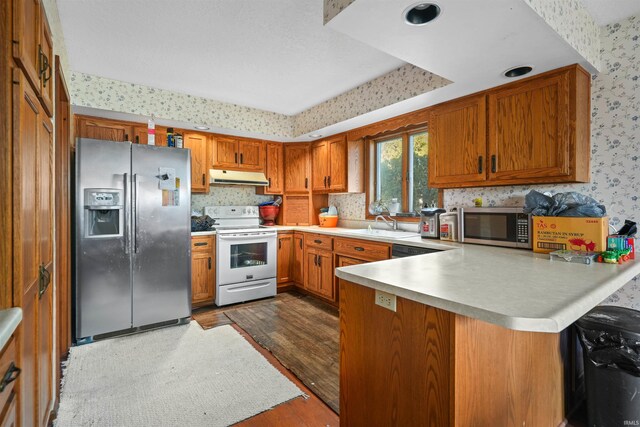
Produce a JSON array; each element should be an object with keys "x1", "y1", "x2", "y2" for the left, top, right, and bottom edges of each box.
[
  {"x1": 195, "y1": 125, "x2": 210, "y2": 130},
  {"x1": 309, "y1": 134, "x2": 322, "y2": 138},
  {"x1": 503, "y1": 65, "x2": 533, "y2": 78},
  {"x1": 404, "y1": 3, "x2": 441, "y2": 26}
]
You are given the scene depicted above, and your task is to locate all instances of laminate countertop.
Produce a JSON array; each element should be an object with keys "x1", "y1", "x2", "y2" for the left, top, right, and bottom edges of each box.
[{"x1": 334, "y1": 237, "x2": 640, "y2": 333}]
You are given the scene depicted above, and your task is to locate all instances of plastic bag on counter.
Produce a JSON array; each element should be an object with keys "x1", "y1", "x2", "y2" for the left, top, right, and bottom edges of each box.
[
  {"x1": 524, "y1": 190, "x2": 606, "y2": 217},
  {"x1": 191, "y1": 215, "x2": 217, "y2": 232}
]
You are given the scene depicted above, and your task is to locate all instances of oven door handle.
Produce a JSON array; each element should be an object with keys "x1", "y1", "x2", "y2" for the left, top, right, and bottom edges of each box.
[{"x1": 217, "y1": 232, "x2": 277, "y2": 240}]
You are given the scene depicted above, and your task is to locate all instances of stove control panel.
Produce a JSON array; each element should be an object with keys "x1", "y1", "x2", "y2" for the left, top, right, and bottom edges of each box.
[{"x1": 204, "y1": 205, "x2": 259, "y2": 219}]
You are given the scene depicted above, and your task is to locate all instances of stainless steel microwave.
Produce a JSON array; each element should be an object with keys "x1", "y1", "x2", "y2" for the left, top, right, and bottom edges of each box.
[{"x1": 458, "y1": 207, "x2": 532, "y2": 249}]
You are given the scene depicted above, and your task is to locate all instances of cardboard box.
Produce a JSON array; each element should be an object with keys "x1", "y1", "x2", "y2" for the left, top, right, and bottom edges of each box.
[{"x1": 532, "y1": 216, "x2": 609, "y2": 254}]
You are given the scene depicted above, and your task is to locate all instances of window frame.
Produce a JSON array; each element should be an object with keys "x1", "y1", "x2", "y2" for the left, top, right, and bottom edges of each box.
[{"x1": 364, "y1": 125, "x2": 442, "y2": 222}]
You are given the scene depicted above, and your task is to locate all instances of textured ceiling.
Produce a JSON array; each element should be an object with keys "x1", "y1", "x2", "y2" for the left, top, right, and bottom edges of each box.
[
  {"x1": 580, "y1": 0, "x2": 640, "y2": 26},
  {"x1": 57, "y1": 0, "x2": 405, "y2": 116}
]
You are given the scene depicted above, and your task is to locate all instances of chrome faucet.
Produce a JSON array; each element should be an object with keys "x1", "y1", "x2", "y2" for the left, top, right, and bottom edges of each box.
[{"x1": 375, "y1": 215, "x2": 398, "y2": 230}]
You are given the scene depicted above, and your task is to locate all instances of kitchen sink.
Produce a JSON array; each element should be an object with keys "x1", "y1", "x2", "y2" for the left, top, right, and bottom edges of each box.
[{"x1": 342, "y1": 229, "x2": 418, "y2": 239}]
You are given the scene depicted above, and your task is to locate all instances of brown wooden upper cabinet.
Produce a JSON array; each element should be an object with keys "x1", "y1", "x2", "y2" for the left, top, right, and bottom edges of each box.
[
  {"x1": 13, "y1": 0, "x2": 54, "y2": 117},
  {"x1": 284, "y1": 143, "x2": 311, "y2": 193},
  {"x1": 76, "y1": 116, "x2": 133, "y2": 142},
  {"x1": 428, "y1": 64, "x2": 590, "y2": 188},
  {"x1": 311, "y1": 135, "x2": 350, "y2": 193},
  {"x1": 212, "y1": 136, "x2": 264, "y2": 171},
  {"x1": 257, "y1": 141, "x2": 284, "y2": 195},
  {"x1": 184, "y1": 132, "x2": 209, "y2": 193}
]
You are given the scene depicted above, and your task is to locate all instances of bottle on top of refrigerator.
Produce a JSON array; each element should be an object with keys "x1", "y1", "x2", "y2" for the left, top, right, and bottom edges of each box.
[
  {"x1": 174, "y1": 132, "x2": 183, "y2": 148},
  {"x1": 167, "y1": 128, "x2": 175, "y2": 147},
  {"x1": 147, "y1": 115, "x2": 156, "y2": 146}
]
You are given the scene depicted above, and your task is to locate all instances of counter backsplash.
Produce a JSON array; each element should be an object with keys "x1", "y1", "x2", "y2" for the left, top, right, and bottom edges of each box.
[{"x1": 191, "y1": 186, "x2": 273, "y2": 213}]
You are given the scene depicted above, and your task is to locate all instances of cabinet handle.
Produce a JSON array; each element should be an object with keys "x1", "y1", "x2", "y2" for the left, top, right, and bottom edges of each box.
[
  {"x1": 354, "y1": 247, "x2": 364, "y2": 251},
  {"x1": 125, "y1": 134, "x2": 129, "y2": 142},
  {"x1": 235, "y1": 153, "x2": 238, "y2": 163},
  {"x1": 314, "y1": 239, "x2": 322, "y2": 244},
  {"x1": 194, "y1": 242, "x2": 208, "y2": 246},
  {"x1": 328, "y1": 176, "x2": 331, "y2": 187},
  {"x1": 317, "y1": 256, "x2": 321, "y2": 267},
  {"x1": 0, "y1": 363, "x2": 21, "y2": 392},
  {"x1": 305, "y1": 178, "x2": 308, "y2": 189},
  {"x1": 314, "y1": 254, "x2": 318, "y2": 266},
  {"x1": 279, "y1": 239, "x2": 282, "y2": 249},
  {"x1": 491, "y1": 155, "x2": 497, "y2": 173},
  {"x1": 208, "y1": 257, "x2": 212, "y2": 270},
  {"x1": 268, "y1": 177, "x2": 271, "y2": 188},
  {"x1": 202, "y1": 173, "x2": 205, "y2": 186},
  {"x1": 324, "y1": 176, "x2": 327, "y2": 187},
  {"x1": 299, "y1": 239, "x2": 303, "y2": 249},
  {"x1": 240, "y1": 153, "x2": 243, "y2": 164},
  {"x1": 38, "y1": 265, "x2": 50, "y2": 299},
  {"x1": 135, "y1": 135, "x2": 139, "y2": 144},
  {"x1": 478, "y1": 156, "x2": 483, "y2": 174}
]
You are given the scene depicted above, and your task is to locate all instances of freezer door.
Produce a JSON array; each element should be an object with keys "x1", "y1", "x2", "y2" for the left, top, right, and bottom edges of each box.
[
  {"x1": 75, "y1": 139, "x2": 132, "y2": 338},
  {"x1": 131, "y1": 144, "x2": 191, "y2": 327}
]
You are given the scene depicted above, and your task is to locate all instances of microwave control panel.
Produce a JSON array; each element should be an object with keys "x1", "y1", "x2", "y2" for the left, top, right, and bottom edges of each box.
[{"x1": 516, "y1": 213, "x2": 531, "y2": 243}]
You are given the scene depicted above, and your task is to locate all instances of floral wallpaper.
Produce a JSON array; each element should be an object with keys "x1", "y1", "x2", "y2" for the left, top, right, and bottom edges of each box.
[
  {"x1": 191, "y1": 186, "x2": 273, "y2": 214},
  {"x1": 446, "y1": 15, "x2": 639, "y2": 309},
  {"x1": 323, "y1": 0, "x2": 356, "y2": 24},
  {"x1": 69, "y1": 72, "x2": 296, "y2": 138},
  {"x1": 294, "y1": 64, "x2": 450, "y2": 136},
  {"x1": 328, "y1": 193, "x2": 366, "y2": 220},
  {"x1": 524, "y1": 0, "x2": 601, "y2": 71},
  {"x1": 42, "y1": 0, "x2": 71, "y2": 76}
]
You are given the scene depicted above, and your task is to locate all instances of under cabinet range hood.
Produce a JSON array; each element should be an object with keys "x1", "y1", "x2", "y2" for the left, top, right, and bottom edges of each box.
[{"x1": 210, "y1": 169, "x2": 269, "y2": 186}]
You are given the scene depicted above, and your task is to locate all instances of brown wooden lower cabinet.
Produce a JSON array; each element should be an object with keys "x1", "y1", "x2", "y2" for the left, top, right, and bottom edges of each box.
[
  {"x1": 304, "y1": 247, "x2": 334, "y2": 301},
  {"x1": 339, "y1": 280, "x2": 565, "y2": 427},
  {"x1": 292, "y1": 233, "x2": 304, "y2": 285},
  {"x1": 191, "y1": 236, "x2": 215, "y2": 305},
  {"x1": 277, "y1": 232, "x2": 293, "y2": 287},
  {"x1": 0, "y1": 337, "x2": 19, "y2": 426}
]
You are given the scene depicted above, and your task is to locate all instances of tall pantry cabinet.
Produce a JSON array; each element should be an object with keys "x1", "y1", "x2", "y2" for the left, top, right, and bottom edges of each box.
[{"x1": 8, "y1": 0, "x2": 57, "y2": 425}]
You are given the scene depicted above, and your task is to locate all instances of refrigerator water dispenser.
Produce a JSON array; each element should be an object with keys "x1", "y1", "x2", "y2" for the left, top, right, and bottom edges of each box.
[{"x1": 84, "y1": 188, "x2": 123, "y2": 237}]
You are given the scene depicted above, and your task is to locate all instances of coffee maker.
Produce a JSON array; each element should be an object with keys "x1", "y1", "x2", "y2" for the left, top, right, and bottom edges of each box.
[{"x1": 420, "y1": 207, "x2": 446, "y2": 239}]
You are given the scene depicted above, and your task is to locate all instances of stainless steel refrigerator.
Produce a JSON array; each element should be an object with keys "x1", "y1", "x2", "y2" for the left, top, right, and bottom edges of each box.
[{"x1": 74, "y1": 138, "x2": 191, "y2": 341}]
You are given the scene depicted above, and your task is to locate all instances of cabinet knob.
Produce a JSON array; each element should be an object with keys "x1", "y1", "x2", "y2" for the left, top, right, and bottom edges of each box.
[
  {"x1": 202, "y1": 173, "x2": 205, "y2": 186},
  {"x1": 324, "y1": 176, "x2": 327, "y2": 187},
  {"x1": 314, "y1": 239, "x2": 322, "y2": 244},
  {"x1": 305, "y1": 178, "x2": 308, "y2": 189},
  {"x1": 328, "y1": 176, "x2": 331, "y2": 187},
  {"x1": 235, "y1": 153, "x2": 238, "y2": 163},
  {"x1": 491, "y1": 155, "x2": 497, "y2": 173},
  {"x1": 354, "y1": 247, "x2": 364, "y2": 251},
  {"x1": 268, "y1": 177, "x2": 271, "y2": 188},
  {"x1": 240, "y1": 153, "x2": 243, "y2": 164},
  {"x1": 478, "y1": 156, "x2": 483, "y2": 174},
  {"x1": 208, "y1": 257, "x2": 212, "y2": 270}
]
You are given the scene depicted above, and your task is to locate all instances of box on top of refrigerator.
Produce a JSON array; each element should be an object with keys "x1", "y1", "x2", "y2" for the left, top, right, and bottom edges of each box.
[{"x1": 532, "y1": 216, "x2": 609, "y2": 254}]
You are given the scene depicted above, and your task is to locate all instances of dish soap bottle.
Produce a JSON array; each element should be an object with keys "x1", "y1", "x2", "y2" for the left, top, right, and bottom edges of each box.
[{"x1": 167, "y1": 128, "x2": 175, "y2": 147}]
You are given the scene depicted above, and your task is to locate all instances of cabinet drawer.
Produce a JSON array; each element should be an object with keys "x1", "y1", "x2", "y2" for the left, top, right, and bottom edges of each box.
[
  {"x1": 191, "y1": 235, "x2": 215, "y2": 253},
  {"x1": 334, "y1": 238, "x2": 390, "y2": 262},
  {"x1": 305, "y1": 234, "x2": 333, "y2": 250},
  {"x1": 0, "y1": 337, "x2": 18, "y2": 415}
]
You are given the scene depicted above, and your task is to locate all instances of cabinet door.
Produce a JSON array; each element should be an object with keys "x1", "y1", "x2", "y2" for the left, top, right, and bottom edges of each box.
[
  {"x1": 304, "y1": 249, "x2": 320, "y2": 294},
  {"x1": 155, "y1": 127, "x2": 168, "y2": 147},
  {"x1": 184, "y1": 133, "x2": 208, "y2": 193},
  {"x1": 428, "y1": 94, "x2": 487, "y2": 187},
  {"x1": 284, "y1": 143, "x2": 310, "y2": 193},
  {"x1": 38, "y1": 5, "x2": 53, "y2": 117},
  {"x1": 12, "y1": 0, "x2": 41, "y2": 93},
  {"x1": 191, "y1": 251, "x2": 215, "y2": 304},
  {"x1": 213, "y1": 136, "x2": 239, "y2": 168},
  {"x1": 132, "y1": 126, "x2": 148, "y2": 145},
  {"x1": 311, "y1": 141, "x2": 329, "y2": 192},
  {"x1": 328, "y1": 136, "x2": 347, "y2": 191},
  {"x1": 238, "y1": 139, "x2": 263, "y2": 171},
  {"x1": 277, "y1": 234, "x2": 293, "y2": 284},
  {"x1": 262, "y1": 142, "x2": 283, "y2": 194},
  {"x1": 317, "y1": 250, "x2": 334, "y2": 300},
  {"x1": 293, "y1": 233, "x2": 304, "y2": 285},
  {"x1": 37, "y1": 115, "x2": 54, "y2": 427},
  {"x1": 76, "y1": 117, "x2": 132, "y2": 142},
  {"x1": 488, "y1": 71, "x2": 570, "y2": 182}
]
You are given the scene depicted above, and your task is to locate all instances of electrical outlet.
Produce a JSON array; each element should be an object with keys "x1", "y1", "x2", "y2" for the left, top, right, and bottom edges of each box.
[{"x1": 375, "y1": 290, "x2": 396, "y2": 312}]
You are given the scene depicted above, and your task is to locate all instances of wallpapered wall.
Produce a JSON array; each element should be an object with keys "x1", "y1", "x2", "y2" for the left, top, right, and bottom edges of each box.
[
  {"x1": 329, "y1": 15, "x2": 639, "y2": 308},
  {"x1": 294, "y1": 64, "x2": 450, "y2": 136},
  {"x1": 523, "y1": 0, "x2": 601, "y2": 71},
  {"x1": 191, "y1": 187, "x2": 273, "y2": 214}
]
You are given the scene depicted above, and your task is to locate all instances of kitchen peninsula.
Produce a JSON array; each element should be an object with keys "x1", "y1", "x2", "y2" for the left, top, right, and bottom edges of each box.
[{"x1": 335, "y1": 244, "x2": 640, "y2": 426}]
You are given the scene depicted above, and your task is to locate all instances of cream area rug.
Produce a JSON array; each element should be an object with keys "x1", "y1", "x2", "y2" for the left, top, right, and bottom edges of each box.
[{"x1": 55, "y1": 322, "x2": 304, "y2": 426}]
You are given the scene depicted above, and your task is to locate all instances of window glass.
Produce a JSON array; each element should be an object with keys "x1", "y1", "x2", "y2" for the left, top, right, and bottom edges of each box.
[
  {"x1": 230, "y1": 242, "x2": 268, "y2": 269},
  {"x1": 375, "y1": 137, "x2": 403, "y2": 207},
  {"x1": 409, "y1": 131, "x2": 438, "y2": 212}
]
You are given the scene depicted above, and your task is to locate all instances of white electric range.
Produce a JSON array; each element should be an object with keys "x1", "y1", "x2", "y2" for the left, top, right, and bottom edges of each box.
[{"x1": 204, "y1": 206, "x2": 277, "y2": 306}]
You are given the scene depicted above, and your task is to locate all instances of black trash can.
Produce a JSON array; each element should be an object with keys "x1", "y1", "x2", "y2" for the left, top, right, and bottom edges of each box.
[{"x1": 575, "y1": 306, "x2": 640, "y2": 427}]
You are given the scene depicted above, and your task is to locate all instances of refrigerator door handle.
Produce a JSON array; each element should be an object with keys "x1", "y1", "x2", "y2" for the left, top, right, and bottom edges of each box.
[
  {"x1": 133, "y1": 173, "x2": 139, "y2": 253},
  {"x1": 124, "y1": 172, "x2": 129, "y2": 254}
]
